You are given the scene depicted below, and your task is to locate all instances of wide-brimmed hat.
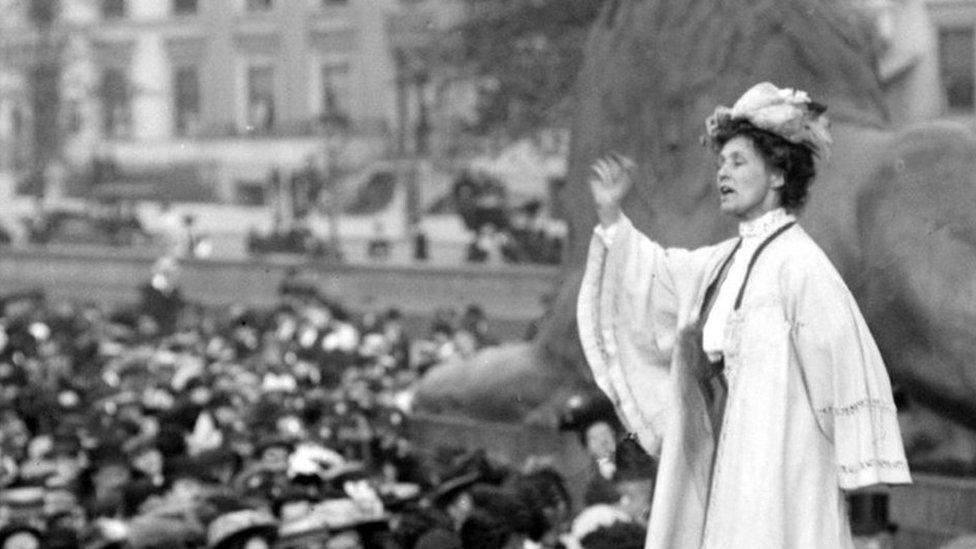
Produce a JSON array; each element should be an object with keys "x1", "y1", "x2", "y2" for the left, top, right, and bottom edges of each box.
[
  {"x1": 206, "y1": 509, "x2": 278, "y2": 549},
  {"x1": 0, "y1": 486, "x2": 46, "y2": 524},
  {"x1": 0, "y1": 523, "x2": 44, "y2": 549},
  {"x1": 427, "y1": 471, "x2": 482, "y2": 508},
  {"x1": 277, "y1": 497, "x2": 390, "y2": 545},
  {"x1": 127, "y1": 515, "x2": 206, "y2": 549}
]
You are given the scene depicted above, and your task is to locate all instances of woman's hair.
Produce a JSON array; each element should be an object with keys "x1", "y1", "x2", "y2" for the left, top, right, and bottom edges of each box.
[{"x1": 710, "y1": 119, "x2": 817, "y2": 212}]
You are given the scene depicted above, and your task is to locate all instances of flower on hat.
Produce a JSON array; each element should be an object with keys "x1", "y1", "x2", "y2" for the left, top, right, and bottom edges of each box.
[{"x1": 704, "y1": 82, "x2": 832, "y2": 160}]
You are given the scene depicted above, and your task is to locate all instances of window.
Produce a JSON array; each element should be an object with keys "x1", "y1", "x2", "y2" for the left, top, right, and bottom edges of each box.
[
  {"x1": 236, "y1": 180, "x2": 267, "y2": 206},
  {"x1": 246, "y1": 0, "x2": 273, "y2": 11},
  {"x1": 173, "y1": 0, "x2": 198, "y2": 15},
  {"x1": 321, "y1": 62, "x2": 351, "y2": 116},
  {"x1": 174, "y1": 67, "x2": 201, "y2": 136},
  {"x1": 939, "y1": 27, "x2": 975, "y2": 113},
  {"x1": 100, "y1": 68, "x2": 131, "y2": 138},
  {"x1": 8, "y1": 107, "x2": 27, "y2": 171},
  {"x1": 101, "y1": 0, "x2": 126, "y2": 19},
  {"x1": 66, "y1": 99, "x2": 83, "y2": 135},
  {"x1": 247, "y1": 65, "x2": 275, "y2": 133}
]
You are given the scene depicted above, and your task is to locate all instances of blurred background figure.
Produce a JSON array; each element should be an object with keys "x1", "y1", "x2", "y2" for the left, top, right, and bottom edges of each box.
[
  {"x1": 366, "y1": 219, "x2": 391, "y2": 261},
  {"x1": 138, "y1": 255, "x2": 185, "y2": 336}
]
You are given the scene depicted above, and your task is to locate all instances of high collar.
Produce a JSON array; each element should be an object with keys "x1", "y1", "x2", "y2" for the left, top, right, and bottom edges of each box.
[{"x1": 738, "y1": 208, "x2": 795, "y2": 239}]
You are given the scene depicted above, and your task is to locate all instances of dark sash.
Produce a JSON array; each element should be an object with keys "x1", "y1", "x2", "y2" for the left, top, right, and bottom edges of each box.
[{"x1": 697, "y1": 221, "x2": 796, "y2": 440}]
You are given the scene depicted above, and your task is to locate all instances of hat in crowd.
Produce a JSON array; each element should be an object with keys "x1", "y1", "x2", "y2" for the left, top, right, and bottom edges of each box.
[
  {"x1": 232, "y1": 462, "x2": 290, "y2": 501},
  {"x1": 376, "y1": 481, "x2": 422, "y2": 510},
  {"x1": 0, "y1": 486, "x2": 46, "y2": 523},
  {"x1": 612, "y1": 437, "x2": 657, "y2": 483},
  {"x1": 206, "y1": 509, "x2": 278, "y2": 549},
  {"x1": 0, "y1": 523, "x2": 43, "y2": 549},
  {"x1": 570, "y1": 504, "x2": 634, "y2": 542},
  {"x1": 286, "y1": 442, "x2": 345, "y2": 479},
  {"x1": 127, "y1": 515, "x2": 206, "y2": 549},
  {"x1": 427, "y1": 471, "x2": 482, "y2": 508},
  {"x1": 277, "y1": 497, "x2": 390, "y2": 546},
  {"x1": 15, "y1": 459, "x2": 58, "y2": 486},
  {"x1": 558, "y1": 393, "x2": 622, "y2": 435},
  {"x1": 426, "y1": 448, "x2": 504, "y2": 508},
  {"x1": 43, "y1": 488, "x2": 78, "y2": 518},
  {"x1": 0, "y1": 454, "x2": 17, "y2": 488},
  {"x1": 324, "y1": 462, "x2": 370, "y2": 488},
  {"x1": 253, "y1": 433, "x2": 299, "y2": 461}
]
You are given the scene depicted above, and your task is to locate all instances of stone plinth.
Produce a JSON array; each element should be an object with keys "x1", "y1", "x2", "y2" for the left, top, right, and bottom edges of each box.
[{"x1": 891, "y1": 473, "x2": 976, "y2": 549}]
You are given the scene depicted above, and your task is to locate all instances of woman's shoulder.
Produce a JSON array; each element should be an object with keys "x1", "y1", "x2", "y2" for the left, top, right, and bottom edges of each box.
[{"x1": 774, "y1": 225, "x2": 849, "y2": 288}]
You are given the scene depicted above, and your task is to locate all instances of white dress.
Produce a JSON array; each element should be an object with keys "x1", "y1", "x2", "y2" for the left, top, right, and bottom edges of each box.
[{"x1": 577, "y1": 209, "x2": 911, "y2": 549}]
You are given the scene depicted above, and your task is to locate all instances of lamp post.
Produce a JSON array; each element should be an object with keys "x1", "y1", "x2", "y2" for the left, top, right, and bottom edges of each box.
[{"x1": 318, "y1": 110, "x2": 350, "y2": 261}]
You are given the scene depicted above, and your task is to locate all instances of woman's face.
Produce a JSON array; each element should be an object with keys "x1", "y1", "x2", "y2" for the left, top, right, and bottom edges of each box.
[{"x1": 716, "y1": 136, "x2": 783, "y2": 221}]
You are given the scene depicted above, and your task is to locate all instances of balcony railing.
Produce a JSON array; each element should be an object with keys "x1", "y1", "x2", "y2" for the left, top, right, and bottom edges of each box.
[{"x1": 165, "y1": 117, "x2": 391, "y2": 141}]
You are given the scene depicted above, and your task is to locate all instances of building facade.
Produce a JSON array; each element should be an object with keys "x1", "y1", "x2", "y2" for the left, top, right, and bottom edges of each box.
[
  {"x1": 0, "y1": 0, "x2": 469, "y2": 205},
  {"x1": 8, "y1": 0, "x2": 975, "y2": 207},
  {"x1": 857, "y1": 0, "x2": 976, "y2": 125}
]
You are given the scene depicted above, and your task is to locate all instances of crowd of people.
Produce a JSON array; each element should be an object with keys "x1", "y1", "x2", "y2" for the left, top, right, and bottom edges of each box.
[
  {"x1": 450, "y1": 172, "x2": 564, "y2": 267},
  {"x1": 0, "y1": 258, "x2": 654, "y2": 549}
]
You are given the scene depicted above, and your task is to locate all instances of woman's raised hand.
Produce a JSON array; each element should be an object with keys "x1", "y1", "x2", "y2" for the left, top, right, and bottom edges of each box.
[{"x1": 589, "y1": 153, "x2": 636, "y2": 227}]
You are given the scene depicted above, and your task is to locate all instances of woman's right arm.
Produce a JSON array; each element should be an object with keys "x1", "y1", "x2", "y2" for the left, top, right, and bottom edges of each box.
[
  {"x1": 586, "y1": 154, "x2": 717, "y2": 292},
  {"x1": 578, "y1": 155, "x2": 717, "y2": 456},
  {"x1": 590, "y1": 154, "x2": 633, "y2": 228}
]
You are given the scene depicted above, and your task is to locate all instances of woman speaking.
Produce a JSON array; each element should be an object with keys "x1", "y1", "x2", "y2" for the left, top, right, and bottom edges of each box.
[{"x1": 577, "y1": 82, "x2": 910, "y2": 548}]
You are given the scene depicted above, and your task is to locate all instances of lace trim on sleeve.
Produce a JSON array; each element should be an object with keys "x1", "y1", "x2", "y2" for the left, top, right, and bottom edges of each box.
[
  {"x1": 815, "y1": 398, "x2": 895, "y2": 416},
  {"x1": 838, "y1": 458, "x2": 909, "y2": 476}
]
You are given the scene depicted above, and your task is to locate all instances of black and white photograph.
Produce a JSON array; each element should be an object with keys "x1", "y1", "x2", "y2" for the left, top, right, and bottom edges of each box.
[{"x1": 0, "y1": 0, "x2": 974, "y2": 548}]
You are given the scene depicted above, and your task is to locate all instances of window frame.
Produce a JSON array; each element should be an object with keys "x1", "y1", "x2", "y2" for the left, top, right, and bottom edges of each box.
[
  {"x1": 173, "y1": 0, "x2": 199, "y2": 16},
  {"x1": 173, "y1": 65, "x2": 202, "y2": 137},
  {"x1": 928, "y1": 2, "x2": 976, "y2": 117},
  {"x1": 245, "y1": 0, "x2": 274, "y2": 12},
  {"x1": 237, "y1": 59, "x2": 278, "y2": 134},
  {"x1": 308, "y1": 55, "x2": 352, "y2": 123},
  {"x1": 101, "y1": 0, "x2": 127, "y2": 19},
  {"x1": 100, "y1": 67, "x2": 132, "y2": 138},
  {"x1": 937, "y1": 25, "x2": 976, "y2": 114}
]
